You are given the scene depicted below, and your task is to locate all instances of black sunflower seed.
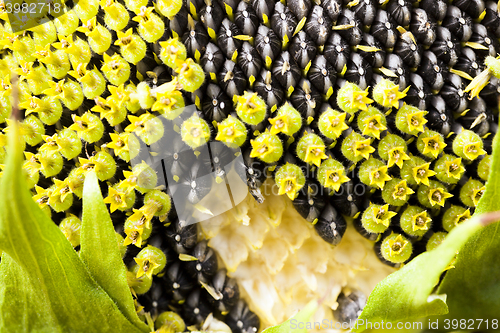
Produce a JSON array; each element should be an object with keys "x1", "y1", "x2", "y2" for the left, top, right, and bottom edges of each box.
[
  {"x1": 314, "y1": 203, "x2": 347, "y2": 245},
  {"x1": 370, "y1": 9, "x2": 398, "y2": 49},
  {"x1": 251, "y1": 0, "x2": 276, "y2": 21},
  {"x1": 330, "y1": 180, "x2": 366, "y2": 217},
  {"x1": 204, "y1": 141, "x2": 240, "y2": 179},
  {"x1": 459, "y1": 97, "x2": 493, "y2": 137},
  {"x1": 182, "y1": 20, "x2": 210, "y2": 57},
  {"x1": 430, "y1": 27, "x2": 460, "y2": 67},
  {"x1": 405, "y1": 73, "x2": 432, "y2": 110},
  {"x1": 226, "y1": 300, "x2": 260, "y2": 333},
  {"x1": 419, "y1": 0, "x2": 448, "y2": 22},
  {"x1": 442, "y1": 6, "x2": 473, "y2": 42},
  {"x1": 172, "y1": 157, "x2": 214, "y2": 205},
  {"x1": 440, "y1": 73, "x2": 468, "y2": 113},
  {"x1": 217, "y1": 0, "x2": 239, "y2": 13},
  {"x1": 218, "y1": 19, "x2": 243, "y2": 59},
  {"x1": 469, "y1": 23, "x2": 500, "y2": 59},
  {"x1": 482, "y1": 2, "x2": 500, "y2": 38},
  {"x1": 185, "y1": 240, "x2": 218, "y2": 283},
  {"x1": 417, "y1": 51, "x2": 446, "y2": 92},
  {"x1": 238, "y1": 42, "x2": 263, "y2": 79},
  {"x1": 410, "y1": 8, "x2": 437, "y2": 46},
  {"x1": 382, "y1": 53, "x2": 409, "y2": 89},
  {"x1": 289, "y1": 30, "x2": 318, "y2": 69},
  {"x1": 217, "y1": 60, "x2": 248, "y2": 96},
  {"x1": 200, "y1": 0, "x2": 225, "y2": 33},
  {"x1": 290, "y1": 79, "x2": 321, "y2": 120},
  {"x1": 200, "y1": 43, "x2": 225, "y2": 78},
  {"x1": 293, "y1": 181, "x2": 327, "y2": 222},
  {"x1": 453, "y1": 0, "x2": 486, "y2": 19},
  {"x1": 454, "y1": 47, "x2": 483, "y2": 78},
  {"x1": 165, "y1": 220, "x2": 199, "y2": 254},
  {"x1": 253, "y1": 69, "x2": 286, "y2": 107},
  {"x1": 394, "y1": 29, "x2": 422, "y2": 69},
  {"x1": 304, "y1": 5, "x2": 332, "y2": 46},
  {"x1": 323, "y1": 32, "x2": 350, "y2": 73},
  {"x1": 350, "y1": 0, "x2": 376, "y2": 27},
  {"x1": 320, "y1": 0, "x2": 342, "y2": 23},
  {"x1": 202, "y1": 83, "x2": 232, "y2": 122},
  {"x1": 479, "y1": 76, "x2": 500, "y2": 105},
  {"x1": 163, "y1": 261, "x2": 196, "y2": 303},
  {"x1": 235, "y1": 1, "x2": 260, "y2": 36},
  {"x1": 206, "y1": 269, "x2": 240, "y2": 313},
  {"x1": 137, "y1": 280, "x2": 171, "y2": 318},
  {"x1": 183, "y1": 288, "x2": 212, "y2": 325},
  {"x1": 149, "y1": 129, "x2": 196, "y2": 181},
  {"x1": 336, "y1": 9, "x2": 363, "y2": 46},
  {"x1": 287, "y1": 0, "x2": 311, "y2": 20},
  {"x1": 169, "y1": 6, "x2": 189, "y2": 36},
  {"x1": 308, "y1": 54, "x2": 337, "y2": 95},
  {"x1": 254, "y1": 25, "x2": 282, "y2": 63},
  {"x1": 344, "y1": 52, "x2": 372, "y2": 90},
  {"x1": 272, "y1": 51, "x2": 302, "y2": 90},
  {"x1": 387, "y1": 0, "x2": 412, "y2": 27},
  {"x1": 271, "y1": 2, "x2": 298, "y2": 42},
  {"x1": 358, "y1": 33, "x2": 386, "y2": 69},
  {"x1": 426, "y1": 95, "x2": 454, "y2": 136}
]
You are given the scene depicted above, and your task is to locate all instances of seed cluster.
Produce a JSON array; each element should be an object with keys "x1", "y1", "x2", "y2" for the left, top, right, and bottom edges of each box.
[
  {"x1": 0, "y1": 0, "x2": 499, "y2": 329},
  {"x1": 169, "y1": 0, "x2": 500, "y2": 267},
  {"x1": 163, "y1": 0, "x2": 498, "y2": 267}
]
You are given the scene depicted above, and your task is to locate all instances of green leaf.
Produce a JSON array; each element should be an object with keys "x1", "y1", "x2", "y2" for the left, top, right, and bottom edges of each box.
[
  {"x1": 0, "y1": 122, "x2": 146, "y2": 333},
  {"x1": 435, "y1": 131, "x2": 500, "y2": 326},
  {"x1": 262, "y1": 299, "x2": 319, "y2": 333},
  {"x1": 0, "y1": 255, "x2": 60, "y2": 332},
  {"x1": 352, "y1": 211, "x2": 500, "y2": 332},
  {"x1": 474, "y1": 132, "x2": 500, "y2": 215},
  {"x1": 81, "y1": 171, "x2": 149, "y2": 332}
]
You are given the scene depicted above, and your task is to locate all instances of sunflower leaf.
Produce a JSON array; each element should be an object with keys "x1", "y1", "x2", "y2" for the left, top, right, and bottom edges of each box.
[
  {"x1": 352, "y1": 211, "x2": 500, "y2": 332},
  {"x1": 81, "y1": 170, "x2": 149, "y2": 332},
  {"x1": 0, "y1": 121, "x2": 146, "y2": 333}
]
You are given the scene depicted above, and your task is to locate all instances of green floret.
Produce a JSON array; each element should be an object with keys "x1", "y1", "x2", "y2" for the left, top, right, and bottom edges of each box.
[
  {"x1": 442, "y1": 205, "x2": 471, "y2": 232},
  {"x1": 434, "y1": 154, "x2": 465, "y2": 184},
  {"x1": 453, "y1": 130, "x2": 486, "y2": 161},
  {"x1": 336, "y1": 82, "x2": 373, "y2": 114},
  {"x1": 318, "y1": 108, "x2": 349, "y2": 140},
  {"x1": 380, "y1": 233, "x2": 413, "y2": 264},
  {"x1": 400, "y1": 206, "x2": 432, "y2": 238},
  {"x1": 341, "y1": 131, "x2": 375, "y2": 163},
  {"x1": 357, "y1": 106, "x2": 387, "y2": 140},
  {"x1": 296, "y1": 132, "x2": 327, "y2": 167},
  {"x1": 459, "y1": 178, "x2": 485, "y2": 207},
  {"x1": 417, "y1": 180, "x2": 453, "y2": 208},
  {"x1": 381, "y1": 178, "x2": 414, "y2": 207},
  {"x1": 250, "y1": 132, "x2": 283, "y2": 164},
  {"x1": 274, "y1": 163, "x2": 306, "y2": 200},
  {"x1": 400, "y1": 156, "x2": 435, "y2": 186},
  {"x1": 361, "y1": 203, "x2": 395, "y2": 234}
]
